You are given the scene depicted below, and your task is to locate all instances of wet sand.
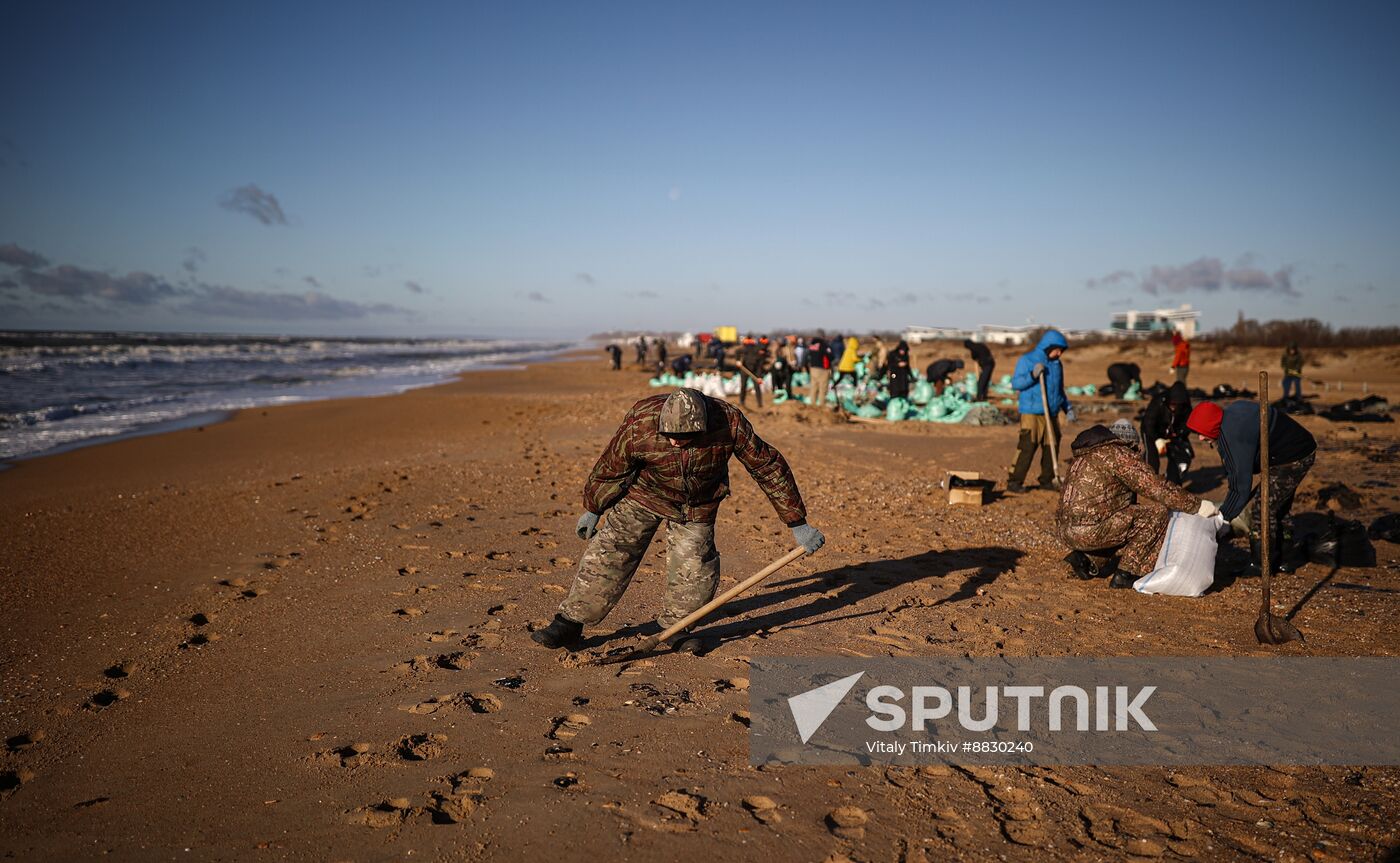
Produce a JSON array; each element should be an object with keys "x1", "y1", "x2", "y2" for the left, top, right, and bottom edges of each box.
[{"x1": 2, "y1": 342, "x2": 1398, "y2": 861}]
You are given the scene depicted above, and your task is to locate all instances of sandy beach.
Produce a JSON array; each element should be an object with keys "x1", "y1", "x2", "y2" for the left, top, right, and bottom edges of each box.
[{"x1": 2, "y1": 341, "x2": 1398, "y2": 861}]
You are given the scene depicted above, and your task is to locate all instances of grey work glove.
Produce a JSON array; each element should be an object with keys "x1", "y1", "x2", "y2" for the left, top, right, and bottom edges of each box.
[
  {"x1": 1031, "y1": 362, "x2": 1046, "y2": 380},
  {"x1": 1065, "y1": 405, "x2": 1077, "y2": 423},
  {"x1": 576, "y1": 512, "x2": 600, "y2": 541},
  {"x1": 791, "y1": 522, "x2": 825, "y2": 554}
]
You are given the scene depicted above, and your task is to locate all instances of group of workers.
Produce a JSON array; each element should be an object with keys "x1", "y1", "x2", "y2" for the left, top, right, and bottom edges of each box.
[{"x1": 545, "y1": 329, "x2": 1318, "y2": 650}]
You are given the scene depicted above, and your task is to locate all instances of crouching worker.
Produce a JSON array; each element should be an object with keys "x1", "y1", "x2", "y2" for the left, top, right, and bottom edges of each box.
[
  {"x1": 1056, "y1": 422, "x2": 1216, "y2": 588},
  {"x1": 532, "y1": 388, "x2": 824, "y2": 653},
  {"x1": 1186, "y1": 400, "x2": 1316, "y2": 577}
]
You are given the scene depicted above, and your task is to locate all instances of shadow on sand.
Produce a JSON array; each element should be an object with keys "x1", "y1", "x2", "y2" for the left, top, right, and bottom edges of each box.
[{"x1": 586, "y1": 546, "x2": 1024, "y2": 651}]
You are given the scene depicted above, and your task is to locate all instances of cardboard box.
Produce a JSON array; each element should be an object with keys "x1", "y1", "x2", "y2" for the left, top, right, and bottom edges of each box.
[{"x1": 946, "y1": 470, "x2": 986, "y2": 506}]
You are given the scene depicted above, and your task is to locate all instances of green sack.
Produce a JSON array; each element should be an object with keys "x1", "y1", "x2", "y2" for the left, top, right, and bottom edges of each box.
[{"x1": 886, "y1": 398, "x2": 910, "y2": 421}]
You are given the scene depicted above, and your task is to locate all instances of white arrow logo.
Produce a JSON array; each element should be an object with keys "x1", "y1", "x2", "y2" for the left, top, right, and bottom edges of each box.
[{"x1": 788, "y1": 671, "x2": 865, "y2": 744}]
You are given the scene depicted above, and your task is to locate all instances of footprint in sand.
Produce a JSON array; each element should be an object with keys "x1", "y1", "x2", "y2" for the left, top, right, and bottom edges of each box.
[
  {"x1": 402, "y1": 695, "x2": 460, "y2": 715},
  {"x1": 189, "y1": 612, "x2": 211, "y2": 626},
  {"x1": 1, "y1": 769, "x2": 37, "y2": 798},
  {"x1": 6, "y1": 730, "x2": 43, "y2": 752},
  {"x1": 425, "y1": 629, "x2": 459, "y2": 643},
  {"x1": 826, "y1": 805, "x2": 868, "y2": 840},
  {"x1": 104, "y1": 662, "x2": 136, "y2": 679},
  {"x1": 393, "y1": 607, "x2": 425, "y2": 618},
  {"x1": 714, "y1": 678, "x2": 749, "y2": 693},
  {"x1": 742, "y1": 795, "x2": 781, "y2": 824},
  {"x1": 391, "y1": 652, "x2": 470, "y2": 675},
  {"x1": 317, "y1": 742, "x2": 375, "y2": 767},
  {"x1": 85, "y1": 689, "x2": 131, "y2": 710},
  {"x1": 181, "y1": 632, "x2": 221, "y2": 648},
  {"x1": 464, "y1": 693, "x2": 502, "y2": 714},
  {"x1": 548, "y1": 714, "x2": 591, "y2": 740},
  {"x1": 654, "y1": 790, "x2": 708, "y2": 821},
  {"x1": 396, "y1": 733, "x2": 448, "y2": 761},
  {"x1": 350, "y1": 798, "x2": 416, "y2": 828}
]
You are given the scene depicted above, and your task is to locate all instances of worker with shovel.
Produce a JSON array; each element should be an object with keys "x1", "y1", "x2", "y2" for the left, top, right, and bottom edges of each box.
[
  {"x1": 1186, "y1": 399, "x2": 1316, "y2": 578},
  {"x1": 1007, "y1": 329, "x2": 1075, "y2": 493},
  {"x1": 532, "y1": 387, "x2": 824, "y2": 653}
]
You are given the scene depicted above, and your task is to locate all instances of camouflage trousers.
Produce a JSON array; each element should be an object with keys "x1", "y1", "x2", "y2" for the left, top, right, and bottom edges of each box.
[
  {"x1": 1231, "y1": 451, "x2": 1315, "y2": 539},
  {"x1": 1059, "y1": 501, "x2": 1171, "y2": 577},
  {"x1": 559, "y1": 497, "x2": 721, "y2": 628}
]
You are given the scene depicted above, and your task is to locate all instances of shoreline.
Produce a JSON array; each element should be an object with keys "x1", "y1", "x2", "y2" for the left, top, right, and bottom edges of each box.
[{"x1": 1, "y1": 342, "x2": 588, "y2": 468}]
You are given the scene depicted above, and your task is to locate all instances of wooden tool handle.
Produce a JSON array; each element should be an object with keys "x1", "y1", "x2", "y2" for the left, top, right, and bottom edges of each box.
[
  {"x1": 633, "y1": 546, "x2": 808, "y2": 652},
  {"x1": 1259, "y1": 371, "x2": 1271, "y2": 587},
  {"x1": 1039, "y1": 374, "x2": 1061, "y2": 481}
]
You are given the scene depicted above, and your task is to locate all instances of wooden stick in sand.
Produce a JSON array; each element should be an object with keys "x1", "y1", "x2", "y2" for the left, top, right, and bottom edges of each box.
[{"x1": 587, "y1": 546, "x2": 808, "y2": 665}]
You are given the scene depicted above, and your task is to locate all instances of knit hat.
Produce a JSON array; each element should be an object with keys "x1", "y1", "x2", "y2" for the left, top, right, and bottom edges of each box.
[
  {"x1": 1109, "y1": 419, "x2": 1140, "y2": 448},
  {"x1": 1187, "y1": 402, "x2": 1224, "y2": 439}
]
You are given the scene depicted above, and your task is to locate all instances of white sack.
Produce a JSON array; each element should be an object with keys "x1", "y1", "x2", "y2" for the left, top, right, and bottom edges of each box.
[{"x1": 1133, "y1": 512, "x2": 1224, "y2": 597}]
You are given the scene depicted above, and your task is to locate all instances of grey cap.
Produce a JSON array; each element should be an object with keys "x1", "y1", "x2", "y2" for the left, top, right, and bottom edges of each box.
[
  {"x1": 659, "y1": 388, "x2": 708, "y2": 435},
  {"x1": 1109, "y1": 418, "x2": 1140, "y2": 449}
]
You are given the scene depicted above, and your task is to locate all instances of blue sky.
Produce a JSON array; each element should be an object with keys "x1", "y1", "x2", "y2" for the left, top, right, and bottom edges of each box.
[{"x1": 1, "y1": 1, "x2": 1397, "y2": 338}]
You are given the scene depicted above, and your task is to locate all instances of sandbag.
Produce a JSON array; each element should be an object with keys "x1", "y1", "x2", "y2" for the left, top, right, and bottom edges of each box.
[
  {"x1": 1370, "y1": 513, "x2": 1400, "y2": 544},
  {"x1": 886, "y1": 398, "x2": 910, "y2": 421},
  {"x1": 1304, "y1": 515, "x2": 1376, "y2": 568},
  {"x1": 1133, "y1": 512, "x2": 1221, "y2": 597}
]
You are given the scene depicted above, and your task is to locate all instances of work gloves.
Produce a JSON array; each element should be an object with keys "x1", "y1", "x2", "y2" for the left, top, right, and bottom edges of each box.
[
  {"x1": 576, "y1": 512, "x2": 600, "y2": 540},
  {"x1": 1065, "y1": 406, "x2": 1077, "y2": 424},
  {"x1": 1196, "y1": 499, "x2": 1220, "y2": 518},
  {"x1": 1031, "y1": 362, "x2": 1046, "y2": 380},
  {"x1": 791, "y1": 522, "x2": 825, "y2": 554}
]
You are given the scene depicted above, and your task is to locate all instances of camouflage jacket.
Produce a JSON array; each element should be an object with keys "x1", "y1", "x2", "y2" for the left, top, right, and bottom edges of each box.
[
  {"x1": 1057, "y1": 425, "x2": 1199, "y2": 530},
  {"x1": 583, "y1": 393, "x2": 807, "y2": 526}
]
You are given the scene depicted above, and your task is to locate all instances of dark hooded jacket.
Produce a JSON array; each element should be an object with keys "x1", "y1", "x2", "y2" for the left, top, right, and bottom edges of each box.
[
  {"x1": 964, "y1": 339, "x2": 993, "y2": 367},
  {"x1": 1217, "y1": 402, "x2": 1317, "y2": 520},
  {"x1": 925, "y1": 358, "x2": 964, "y2": 382},
  {"x1": 1141, "y1": 381, "x2": 1192, "y2": 441}
]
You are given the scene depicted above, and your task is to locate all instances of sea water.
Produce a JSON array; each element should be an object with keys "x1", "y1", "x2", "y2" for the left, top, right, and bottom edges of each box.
[{"x1": 0, "y1": 331, "x2": 574, "y2": 460}]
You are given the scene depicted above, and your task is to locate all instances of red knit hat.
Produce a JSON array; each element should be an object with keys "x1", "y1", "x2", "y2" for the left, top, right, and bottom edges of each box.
[{"x1": 1187, "y1": 402, "x2": 1224, "y2": 439}]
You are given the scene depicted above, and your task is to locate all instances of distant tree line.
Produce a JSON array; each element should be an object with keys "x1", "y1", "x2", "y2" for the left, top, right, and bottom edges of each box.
[{"x1": 1204, "y1": 314, "x2": 1400, "y2": 347}]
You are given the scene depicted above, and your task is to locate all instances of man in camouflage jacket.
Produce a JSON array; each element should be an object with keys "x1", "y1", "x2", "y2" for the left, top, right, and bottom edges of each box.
[
  {"x1": 532, "y1": 388, "x2": 824, "y2": 651},
  {"x1": 1056, "y1": 423, "x2": 1215, "y2": 587}
]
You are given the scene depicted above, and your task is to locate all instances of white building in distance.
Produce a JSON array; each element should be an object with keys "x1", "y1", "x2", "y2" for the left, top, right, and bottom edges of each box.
[{"x1": 1110, "y1": 304, "x2": 1201, "y2": 338}]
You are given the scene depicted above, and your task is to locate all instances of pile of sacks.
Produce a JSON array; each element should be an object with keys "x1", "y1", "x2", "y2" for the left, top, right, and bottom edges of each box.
[{"x1": 648, "y1": 366, "x2": 1011, "y2": 425}]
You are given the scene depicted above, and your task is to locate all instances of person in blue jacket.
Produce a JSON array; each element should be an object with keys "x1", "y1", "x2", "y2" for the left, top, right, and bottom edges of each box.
[{"x1": 1007, "y1": 329, "x2": 1076, "y2": 493}]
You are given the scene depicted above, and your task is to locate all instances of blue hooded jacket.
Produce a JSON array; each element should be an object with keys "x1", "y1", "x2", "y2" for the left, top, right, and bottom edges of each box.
[{"x1": 1011, "y1": 330, "x2": 1070, "y2": 416}]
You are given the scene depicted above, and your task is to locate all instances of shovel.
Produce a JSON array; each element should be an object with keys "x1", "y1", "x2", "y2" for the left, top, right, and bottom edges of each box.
[
  {"x1": 584, "y1": 546, "x2": 809, "y2": 666},
  {"x1": 1038, "y1": 373, "x2": 1062, "y2": 485},
  {"x1": 1254, "y1": 370, "x2": 1304, "y2": 645}
]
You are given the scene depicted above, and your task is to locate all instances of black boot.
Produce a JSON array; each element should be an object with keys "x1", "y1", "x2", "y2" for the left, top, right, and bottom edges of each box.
[
  {"x1": 1109, "y1": 570, "x2": 1137, "y2": 589},
  {"x1": 531, "y1": 614, "x2": 583, "y2": 650},
  {"x1": 1064, "y1": 551, "x2": 1100, "y2": 581}
]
